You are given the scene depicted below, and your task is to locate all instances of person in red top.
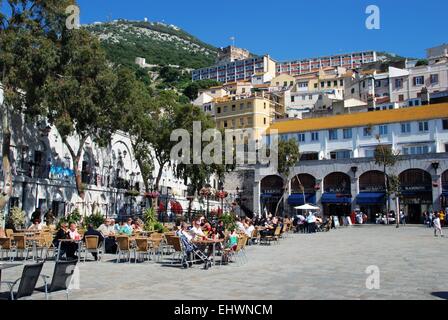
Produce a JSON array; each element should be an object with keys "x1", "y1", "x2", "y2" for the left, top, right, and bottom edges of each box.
[{"x1": 350, "y1": 211, "x2": 356, "y2": 224}]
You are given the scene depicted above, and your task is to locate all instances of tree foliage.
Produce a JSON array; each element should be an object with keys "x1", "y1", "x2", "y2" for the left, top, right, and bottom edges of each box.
[
  {"x1": 183, "y1": 79, "x2": 221, "y2": 101},
  {"x1": 273, "y1": 139, "x2": 300, "y2": 216}
]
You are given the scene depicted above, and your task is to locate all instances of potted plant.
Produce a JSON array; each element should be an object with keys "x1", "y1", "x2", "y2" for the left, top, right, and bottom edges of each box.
[{"x1": 9, "y1": 207, "x2": 26, "y2": 230}]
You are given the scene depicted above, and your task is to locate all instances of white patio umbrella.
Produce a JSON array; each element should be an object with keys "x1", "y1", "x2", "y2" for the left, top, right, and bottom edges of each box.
[{"x1": 294, "y1": 204, "x2": 320, "y2": 211}]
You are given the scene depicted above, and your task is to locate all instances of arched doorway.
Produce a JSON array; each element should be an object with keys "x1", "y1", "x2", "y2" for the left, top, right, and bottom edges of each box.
[
  {"x1": 322, "y1": 172, "x2": 352, "y2": 217},
  {"x1": 399, "y1": 169, "x2": 433, "y2": 224},
  {"x1": 357, "y1": 170, "x2": 386, "y2": 223},
  {"x1": 288, "y1": 174, "x2": 317, "y2": 207},
  {"x1": 260, "y1": 175, "x2": 284, "y2": 215}
]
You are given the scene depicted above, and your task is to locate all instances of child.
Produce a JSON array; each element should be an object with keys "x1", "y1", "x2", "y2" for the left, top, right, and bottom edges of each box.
[
  {"x1": 228, "y1": 229, "x2": 238, "y2": 251},
  {"x1": 433, "y1": 213, "x2": 444, "y2": 237}
]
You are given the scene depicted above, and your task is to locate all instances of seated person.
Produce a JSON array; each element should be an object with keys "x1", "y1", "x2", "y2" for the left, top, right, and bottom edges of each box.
[
  {"x1": 97, "y1": 218, "x2": 115, "y2": 236},
  {"x1": 244, "y1": 220, "x2": 255, "y2": 238},
  {"x1": 53, "y1": 223, "x2": 69, "y2": 254},
  {"x1": 119, "y1": 221, "x2": 133, "y2": 235},
  {"x1": 28, "y1": 219, "x2": 42, "y2": 231},
  {"x1": 83, "y1": 224, "x2": 104, "y2": 260},
  {"x1": 227, "y1": 229, "x2": 238, "y2": 251},
  {"x1": 54, "y1": 223, "x2": 79, "y2": 260},
  {"x1": 190, "y1": 219, "x2": 207, "y2": 240}
]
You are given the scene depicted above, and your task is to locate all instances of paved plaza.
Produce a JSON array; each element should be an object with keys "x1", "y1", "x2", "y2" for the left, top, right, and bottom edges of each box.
[{"x1": 2, "y1": 225, "x2": 447, "y2": 300}]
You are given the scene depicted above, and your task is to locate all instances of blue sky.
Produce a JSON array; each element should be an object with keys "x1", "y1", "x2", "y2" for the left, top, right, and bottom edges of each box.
[{"x1": 77, "y1": 0, "x2": 445, "y2": 60}]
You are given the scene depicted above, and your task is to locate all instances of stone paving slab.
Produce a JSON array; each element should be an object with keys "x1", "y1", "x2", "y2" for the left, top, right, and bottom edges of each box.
[{"x1": 1, "y1": 225, "x2": 446, "y2": 300}]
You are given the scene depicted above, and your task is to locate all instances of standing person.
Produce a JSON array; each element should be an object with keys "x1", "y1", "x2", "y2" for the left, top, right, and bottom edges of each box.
[
  {"x1": 400, "y1": 209, "x2": 406, "y2": 226},
  {"x1": 44, "y1": 209, "x2": 55, "y2": 226},
  {"x1": 439, "y1": 211, "x2": 445, "y2": 227},
  {"x1": 429, "y1": 211, "x2": 434, "y2": 228},
  {"x1": 433, "y1": 213, "x2": 444, "y2": 237}
]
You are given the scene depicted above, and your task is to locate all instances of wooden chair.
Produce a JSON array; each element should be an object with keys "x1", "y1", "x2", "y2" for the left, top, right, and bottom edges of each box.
[
  {"x1": 134, "y1": 238, "x2": 150, "y2": 263},
  {"x1": 83, "y1": 236, "x2": 103, "y2": 262},
  {"x1": 11, "y1": 234, "x2": 30, "y2": 261},
  {"x1": 249, "y1": 228, "x2": 259, "y2": 245},
  {"x1": 115, "y1": 236, "x2": 132, "y2": 263},
  {"x1": 0, "y1": 237, "x2": 12, "y2": 261},
  {"x1": 259, "y1": 226, "x2": 281, "y2": 245},
  {"x1": 5, "y1": 229, "x2": 14, "y2": 238}
]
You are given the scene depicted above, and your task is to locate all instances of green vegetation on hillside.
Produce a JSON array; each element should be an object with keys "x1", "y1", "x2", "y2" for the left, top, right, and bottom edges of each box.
[{"x1": 85, "y1": 20, "x2": 217, "y2": 70}]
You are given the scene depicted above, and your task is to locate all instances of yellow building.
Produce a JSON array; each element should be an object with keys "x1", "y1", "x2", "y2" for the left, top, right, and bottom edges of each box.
[{"x1": 214, "y1": 93, "x2": 284, "y2": 141}]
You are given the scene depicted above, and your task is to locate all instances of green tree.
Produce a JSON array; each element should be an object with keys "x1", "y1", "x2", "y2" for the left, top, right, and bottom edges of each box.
[
  {"x1": 43, "y1": 28, "x2": 126, "y2": 199},
  {"x1": 183, "y1": 79, "x2": 221, "y2": 101},
  {"x1": 172, "y1": 103, "x2": 233, "y2": 197},
  {"x1": 0, "y1": 0, "x2": 71, "y2": 212},
  {"x1": 374, "y1": 137, "x2": 400, "y2": 223},
  {"x1": 274, "y1": 139, "x2": 300, "y2": 216},
  {"x1": 117, "y1": 69, "x2": 155, "y2": 193}
]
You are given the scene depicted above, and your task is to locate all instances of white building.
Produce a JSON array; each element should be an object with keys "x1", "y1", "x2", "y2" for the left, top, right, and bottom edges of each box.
[{"x1": 257, "y1": 103, "x2": 448, "y2": 223}]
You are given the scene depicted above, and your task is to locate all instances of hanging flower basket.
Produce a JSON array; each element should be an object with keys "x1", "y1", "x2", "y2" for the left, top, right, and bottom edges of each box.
[
  {"x1": 125, "y1": 190, "x2": 140, "y2": 197},
  {"x1": 144, "y1": 191, "x2": 160, "y2": 198}
]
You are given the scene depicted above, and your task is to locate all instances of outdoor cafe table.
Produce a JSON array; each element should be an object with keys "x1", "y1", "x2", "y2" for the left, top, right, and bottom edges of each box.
[
  {"x1": 192, "y1": 239, "x2": 224, "y2": 266},
  {"x1": 0, "y1": 263, "x2": 22, "y2": 284},
  {"x1": 56, "y1": 239, "x2": 82, "y2": 263}
]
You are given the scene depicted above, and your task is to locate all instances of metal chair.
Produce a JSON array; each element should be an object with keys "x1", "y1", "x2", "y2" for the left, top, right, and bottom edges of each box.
[
  {"x1": 0, "y1": 261, "x2": 44, "y2": 300},
  {"x1": 35, "y1": 260, "x2": 78, "y2": 300}
]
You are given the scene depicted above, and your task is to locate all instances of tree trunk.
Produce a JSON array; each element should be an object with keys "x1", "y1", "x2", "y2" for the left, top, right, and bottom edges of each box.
[
  {"x1": 73, "y1": 156, "x2": 85, "y2": 199},
  {"x1": 0, "y1": 105, "x2": 13, "y2": 215},
  {"x1": 274, "y1": 175, "x2": 303, "y2": 217},
  {"x1": 153, "y1": 163, "x2": 165, "y2": 218},
  {"x1": 63, "y1": 137, "x2": 87, "y2": 200}
]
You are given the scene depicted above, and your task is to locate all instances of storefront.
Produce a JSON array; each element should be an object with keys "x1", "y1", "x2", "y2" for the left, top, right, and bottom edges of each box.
[
  {"x1": 399, "y1": 169, "x2": 433, "y2": 224},
  {"x1": 357, "y1": 170, "x2": 386, "y2": 223},
  {"x1": 288, "y1": 174, "x2": 317, "y2": 207},
  {"x1": 322, "y1": 172, "x2": 352, "y2": 217},
  {"x1": 260, "y1": 175, "x2": 284, "y2": 215}
]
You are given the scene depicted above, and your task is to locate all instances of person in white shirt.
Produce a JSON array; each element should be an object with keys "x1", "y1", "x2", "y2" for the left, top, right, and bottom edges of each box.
[
  {"x1": 235, "y1": 217, "x2": 245, "y2": 233},
  {"x1": 28, "y1": 219, "x2": 43, "y2": 231},
  {"x1": 97, "y1": 218, "x2": 115, "y2": 236},
  {"x1": 190, "y1": 219, "x2": 206, "y2": 240},
  {"x1": 245, "y1": 220, "x2": 255, "y2": 238},
  {"x1": 433, "y1": 213, "x2": 444, "y2": 237},
  {"x1": 177, "y1": 222, "x2": 193, "y2": 241}
]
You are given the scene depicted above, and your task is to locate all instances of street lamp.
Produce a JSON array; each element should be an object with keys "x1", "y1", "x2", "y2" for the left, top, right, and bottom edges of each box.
[
  {"x1": 216, "y1": 186, "x2": 228, "y2": 216},
  {"x1": 199, "y1": 184, "x2": 212, "y2": 219},
  {"x1": 431, "y1": 161, "x2": 440, "y2": 175},
  {"x1": 20, "y1": 144, "x2": 29, "y2": 174},
  {"x1": 351, "y1": 166, "x2": 358, "y2": 178}
]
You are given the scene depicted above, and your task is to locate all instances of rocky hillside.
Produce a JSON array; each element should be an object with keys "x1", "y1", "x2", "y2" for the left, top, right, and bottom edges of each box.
[{"x1": 84, "y1": 19, "x2": 218, "y2": 71}]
